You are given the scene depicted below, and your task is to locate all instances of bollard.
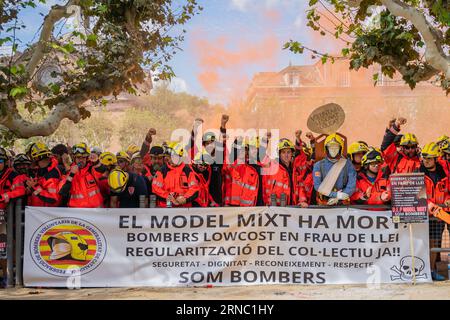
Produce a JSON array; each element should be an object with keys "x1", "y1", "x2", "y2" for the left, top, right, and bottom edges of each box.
[
  {"x1": 149, "y1": 195, "x2": 156, "y2": 208},
  {"x1": 15, "y1": 199, "x2": 23, "y2": 287},
  {"x1": 280, "y1": 193, "x2": 286, "y2": 207},
  {"x1": 270, "y1": 194, "x2": 277, "y2": 207},
  {"x1": 6, "y1": 203, "x2": 14, "y2": 288}
]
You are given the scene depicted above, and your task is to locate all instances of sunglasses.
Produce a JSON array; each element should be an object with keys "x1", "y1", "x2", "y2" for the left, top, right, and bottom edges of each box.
[
  {"x1": 403, "y1": 145, "x2": 417, "y2": 150},
  {"x1": 117, "y1": 159, "x2": 128, "y2": 163}
]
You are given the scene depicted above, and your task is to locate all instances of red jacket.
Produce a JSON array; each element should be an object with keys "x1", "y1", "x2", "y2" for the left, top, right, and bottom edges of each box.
[
  {"x1": 438, "y1": 158, "x2": 449, "y2": 177},
  {"x1": 262, "y1": 161, "x2": 292, "y2": 206},
  {"x1": 0, "y1": 168, "x2": 27, "y2": 209},
  {"x1": 152, "y1": 163, "x2": 200, "y2": 207},
  {"x1": 292, "y1": 155, "x2": 314, "y2": 205},
  {"x1": 421, "y1": 164, "x2": 450, "y2": 213},
  {"x1": 382, "y1": 143, "x2": 420, "y2": 174},
  {"x1": 190, "y1": 165, "x2": 218, "y2": 207},
  {"x1": 59, "y1": 164, "x2": 103, "y2": 208},
  {"x1": 351, "y1": 169, "x2": 391, "y2": 205},
  {"x1": 91, "y1": 165, "x2": 111, "y2": 203},
  {"x1": 28, "y1": 157, "x2": 61, "y2": 207},
  {"x1": 223, "y1": 160, "x2": 259, "y2": 206}
]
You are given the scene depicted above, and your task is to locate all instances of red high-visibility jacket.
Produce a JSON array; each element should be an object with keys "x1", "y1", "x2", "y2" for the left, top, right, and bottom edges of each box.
[
  {"x1": 91, "y1": 165, "x2": 110, "y2": 201},
  {"x1": 190, "y1": 165, "x2": 219, "y2": 207},
  {"x1": 292, "y1": 155, "x2": 313, "y2": 205},
  {"x1": 351, "y1": 169, "x2": 391, "y2": 205},
  {"x1": 262, "y1": 161, "x2": 292, "y2": 206},
  {"x1": 438, "y1": 158, "x2": 449, "y2": 177},
  {"x1": 152, "y1": 163, "x2": 200, "y2": 207},
  {"x1": 59, "y1": 164, "x2": 103, "y2": 208},
  {"x1": 421, "y1": 164, "x2": 450, "y2": 213},
  {"x1": 28, "y1": 157, "x2": 61, "y2": 207},
  {"x1": 0, "y1": 168, "x2": 27, "y2": 209},
  {"x1": 382, "y1": 143, "x2": 420, "y2": 174},
  {"x1": 223, "y1": 160, "x2": 259, "y2": 206}
]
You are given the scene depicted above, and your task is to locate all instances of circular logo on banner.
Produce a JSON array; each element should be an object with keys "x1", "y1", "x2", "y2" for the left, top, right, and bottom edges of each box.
[{"x1": 30, "y1": 217, "x2": 107, "y2": 277}]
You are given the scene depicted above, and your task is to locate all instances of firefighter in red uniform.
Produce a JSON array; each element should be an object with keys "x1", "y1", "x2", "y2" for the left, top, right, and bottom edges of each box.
[
  {"x1": 27, "y1": 142, "x2": 62, "y2": 207},
  {"x1": 190, "y1": 151, "x2": 218, "y2": 207},
  {"x1": 11, "y1": 154, "x2": 32, "y2": 201},
  {"x1": 152, "y1": 142, "x2": 200, "y2": 207},
  {"x1": 348, "y1": 142, "x2": 370, "y2": 173},
  {"x1": 292, "y1": 130, "x2": 314, "y2": 207},
  {"x1": 351, "y1": 148, "x2": 391, "y2": 205},
  {"x1": 380, "y1": 117, "x2": 420, "y2": 173},
  {"x1": 0, "y1": 149, "x2": 28, "y2": 208},
  {"x1": 263, "y1": 139, "x2": 295, "y2": 206},
  {"x1": 223, "y1": 138, "x2": 264, "y2": 207},
  {"x1": 438, "y1": 139, "x2": 449, "y2": 176},
  {"x1": 92, "y1": 152, "x2": 117, "y2": 207},
  {"x1": 419, "y1": 142, "x2": 450, "y2": 281},
  {"x1": 58, "y1": 143, "x2": 103, "y2": 208}
]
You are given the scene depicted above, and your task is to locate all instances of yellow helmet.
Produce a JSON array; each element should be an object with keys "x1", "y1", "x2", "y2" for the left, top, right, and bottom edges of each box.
[
  {"x1": 99, "y1": 152, "x2": 117, "y2": 166},
  {"x1": 421, "y1": 142, "x2": 441, "y2": 158},
  {"x1": 47, "y1": 232, "x2": 89, "y2": 261},
  {"x1": 126, "y1": 144, "x2": 140, "y2": 155},
  {"x1": 277, "y1": 138, "x2": 295, "y2": 152},
  {"x1": 72, "y1": 143, "x2": 90, "y2": 156},
  {"x1": 245, "y1": 137, "x2": 260, "y2": 148},
  {"x1": 166, "y1": 142, "x2": 184, "y2": 157},
  {"x1": 348, "y1": 142, "x2": 369, "y2": 160},
  {"x1": 440, "y1": 139, "x2": 450, "y2": 154},
  {"x1": 302, "y1": 145, "x2": 313, "y2": 158},
  {"x1": 324, "y1": 133, "x2": 344, "y2": 150},
  {"x1": 436, "y1": 135, "x2": 449, "y2": 144},
  {"x1": 131, "y1": 152, "x2": 142, "y2": 164},
  {"x1": 30, "y1": 142, "x2": 52, "y2": 161},
  {"x1": 116, "y1": 151, "x2": 131, "y2": 163},
  {"x1": 108, "y1": 168, "x2": 129, "y2": 193},
  {"x1": 400, "y1": 133, "x2": 418, "y2": 146},
  {"x1": 361, "y1": 148, "x2": 383, "y2": 166}
]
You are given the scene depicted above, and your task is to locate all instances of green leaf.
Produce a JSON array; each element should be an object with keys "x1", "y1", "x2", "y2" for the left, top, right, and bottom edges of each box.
[
  {"x1": 395, "y1": 32, "x2": 414, "y2": 41},
  {"x1": 76, "y1": 58, "x2": 86, "y2": 68},
  {"x1": 321, "y1": 56, "x2": 328, "y2": 64},
  {"x1": 49, "y1": 83, "x2": 60, "y2": 95},
  {"x1": 9, "y1": 86, "x2": 28, "y2": 98},
  {"x1": 341, "y1": 48, "x2": 350, "y2": 56},
  {"x1": 0, "y1": 37, "x2": 12, "y2": 46},
  {"x1": 10, "y1": 65, "x2": 18, "y2": 75}
]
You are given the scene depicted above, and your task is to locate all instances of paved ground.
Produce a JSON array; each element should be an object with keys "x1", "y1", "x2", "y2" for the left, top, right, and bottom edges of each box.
[{"x1": 0, "y1": 282, "x2": 449, "y2": 300}]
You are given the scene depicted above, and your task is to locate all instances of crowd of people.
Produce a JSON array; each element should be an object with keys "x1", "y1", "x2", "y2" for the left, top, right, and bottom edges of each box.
[{"x1": 0, "y1": 114, "x2": 449, "y2": 282}]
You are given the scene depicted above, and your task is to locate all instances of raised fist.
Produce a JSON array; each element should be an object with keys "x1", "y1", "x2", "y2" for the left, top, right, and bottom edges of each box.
[
  {"x1": 305, "y1": 132, "x2": 315, "y2": 140},
  {"x1": 295, "y1": 130, "x2": 302, "y2": 140},
  {"x1": 145, "y1": 128, "x2": 156, "y2": 142},
  {"x1": 221, "y1": 114, "x2": 229, "y2": 125},
  {"x1": 395, "y1": 117, "x2": 407, "y2": 127}
]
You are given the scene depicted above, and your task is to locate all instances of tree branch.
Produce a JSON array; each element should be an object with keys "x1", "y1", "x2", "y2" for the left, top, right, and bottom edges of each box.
[
  {"x1": 378, "y1": 55, "x2": 439, "y2": 82},
  {"x1": 25, "y1": 0, "x2": 80, "y2": 79},
  {"x1": 0, "y1": 99, "x2": 82, "y2": 138},
  {"x1": 380, "y1": 0, "x2": 450, "y2": 79}
]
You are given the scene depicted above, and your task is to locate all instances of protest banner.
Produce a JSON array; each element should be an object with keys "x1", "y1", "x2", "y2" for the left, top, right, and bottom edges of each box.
[
  {"x1": 390, "y1": 173, "x2": 428, "y2": 224},
  {"x1": 23, "y1": 206, "x2": 431, "y2": 287}
]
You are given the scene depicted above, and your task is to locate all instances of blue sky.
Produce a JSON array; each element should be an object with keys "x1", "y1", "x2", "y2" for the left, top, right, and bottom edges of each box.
[{"x1": 6, "y1": 0, "x2": 343, "y2": 104}]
